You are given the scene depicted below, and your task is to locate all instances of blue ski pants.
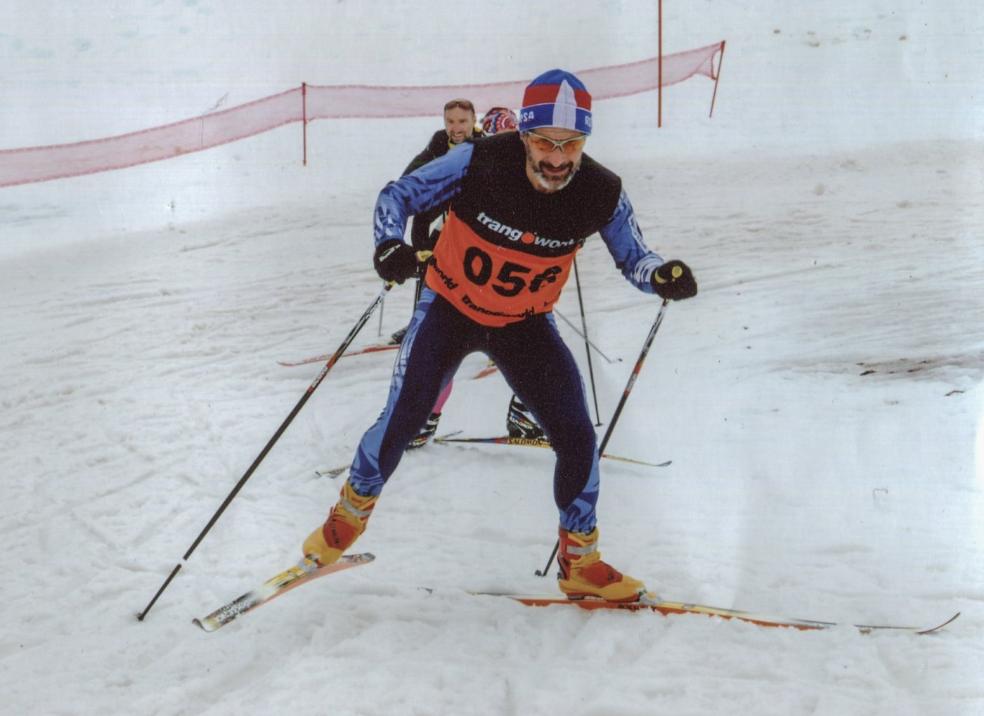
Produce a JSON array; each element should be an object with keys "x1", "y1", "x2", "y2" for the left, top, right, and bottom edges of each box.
[{"x1": 347, "y1": 288, "x2": 601, "y2": 533}]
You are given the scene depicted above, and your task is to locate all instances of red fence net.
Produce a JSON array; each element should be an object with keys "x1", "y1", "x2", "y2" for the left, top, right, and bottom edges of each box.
[{"x1": 0, "y1": 42, "x2": 723, "y2": 188}]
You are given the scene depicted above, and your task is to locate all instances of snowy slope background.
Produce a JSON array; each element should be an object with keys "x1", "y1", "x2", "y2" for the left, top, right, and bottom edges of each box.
[{"x1": 2, "y1": 2, "x2": 983, "y2": 715}]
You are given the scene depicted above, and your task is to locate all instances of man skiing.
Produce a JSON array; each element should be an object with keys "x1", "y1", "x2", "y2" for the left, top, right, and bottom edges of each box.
[
  {"x1": 391, "y1": 98, "x2": 481, "y2": 344},
  {"x1": 304, "y1": 69, "x2": 697, "y2": 602},
  {"x1": 401, "y1": 97, "x2": 483, "y2": 257}
]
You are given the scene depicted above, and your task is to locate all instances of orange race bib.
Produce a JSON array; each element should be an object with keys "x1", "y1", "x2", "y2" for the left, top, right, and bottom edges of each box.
[{"x1": 426, "y1": 210, "x2": 576, "y2": 327}]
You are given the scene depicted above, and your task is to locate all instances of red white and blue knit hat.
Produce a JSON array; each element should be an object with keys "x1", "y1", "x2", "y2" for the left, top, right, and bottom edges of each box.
[
  {"x1": 519, "y1": 69, "x2": 592, "y2": 135},
  {"x1": 481, "y1": 107, "x2": 519, "y2": 135}
]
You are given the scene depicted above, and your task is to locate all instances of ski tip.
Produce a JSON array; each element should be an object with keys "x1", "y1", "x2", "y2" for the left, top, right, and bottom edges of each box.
[
  {"x1": 192, "y1": 617, "x2": 217, "y2": 632},
  {"x1": 917, "y1": 611, "x2": 961, "y2": 635}
]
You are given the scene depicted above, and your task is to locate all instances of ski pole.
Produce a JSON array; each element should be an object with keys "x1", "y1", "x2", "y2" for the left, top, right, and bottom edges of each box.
[
  {"x1": 535, "y1": 298, "x2": 671, "y2": 578},
  {"x1": 377, "y1": 292, "x2": 385, "y2": 337},
  {"x1": 553, "y1": 308, "x2": 618, "y2": 364},
  {"x1": 572, "y1": 257, "x2": 602, "y2": 426},
  {"x1": 138, "y1": 252, "x2": 430, "y2": 621},
  {"x1": 137, "y1": 284, "x2": 390, "y2": 621}
]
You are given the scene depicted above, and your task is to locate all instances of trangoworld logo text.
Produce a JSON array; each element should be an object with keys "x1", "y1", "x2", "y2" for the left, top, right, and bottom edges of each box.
[{"x1": 476, "y1": 211, "x2": 577, "y2": 250}]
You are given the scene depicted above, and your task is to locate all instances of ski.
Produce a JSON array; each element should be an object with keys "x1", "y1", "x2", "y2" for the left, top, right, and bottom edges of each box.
[
  {"x1": 477, "y1": 592, "x2": 960, "y2": 635},
  {"x1": 193, "y1": 553, "x2": 375, "y2": 632},
  {"x1": 434, "y1": 434, "x2": 672, "y2": 469},
  {"x1": 279, "y1": 343, "x2": 398, "y2": 367},
  {"x1": 313, "y1": 431, "x2": 465, "y2": 479}
]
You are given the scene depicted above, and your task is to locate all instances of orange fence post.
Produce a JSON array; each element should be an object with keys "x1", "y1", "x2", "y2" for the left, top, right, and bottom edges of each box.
[
  {"x1": 302, "y1": 82, "x2": 308, "y2": 166},
  {"x1": 709, "y1": 41, "x2": 725, "y2": 119},
  {"x1": 657, "y1": 0, "x2": 663, "y2": 128}
]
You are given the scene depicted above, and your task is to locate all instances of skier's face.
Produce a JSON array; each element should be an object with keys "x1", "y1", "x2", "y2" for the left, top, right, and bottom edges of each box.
[
  {"x1": 522, "y1": 127, "x2": 586, "y2": 193},
  {"x1": 444, "y1": 104, "x2": 476, "y2": 144}
]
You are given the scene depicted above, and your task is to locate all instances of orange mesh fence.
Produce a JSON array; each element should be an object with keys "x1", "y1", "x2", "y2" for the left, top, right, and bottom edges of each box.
[{"x1": 0, "y1": 42, "x2": 723, "y2": 188}]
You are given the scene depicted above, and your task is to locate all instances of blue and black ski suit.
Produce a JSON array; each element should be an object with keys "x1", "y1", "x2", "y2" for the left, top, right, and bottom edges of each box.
[{"x1": 348, "y1": 131, "x2": 665, "y2": 533}]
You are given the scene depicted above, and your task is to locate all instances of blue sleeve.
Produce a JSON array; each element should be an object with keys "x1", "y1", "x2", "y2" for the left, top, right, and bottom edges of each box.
[
  {"x1": 373, "y1": 142, "x2": 473, "y2": 247},
  {"x1": 598, "y1": 189, "x2": 664, "y2": 294}
]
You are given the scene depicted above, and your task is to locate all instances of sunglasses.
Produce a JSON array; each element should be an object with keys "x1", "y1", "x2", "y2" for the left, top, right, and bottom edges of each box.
[
  {"x1": 525, "y1": 131, "x2": 587, "y2": 155},
  {"x1": 444, "y1": 98, "x2": 475, "y2": 112}
]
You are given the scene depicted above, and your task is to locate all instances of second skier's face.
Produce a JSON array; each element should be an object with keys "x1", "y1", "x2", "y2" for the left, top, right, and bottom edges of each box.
[
  {"x1": 521, "y1": 127, "x2": 586, "y2": 193},
  {"x1": 444, "y1": 106, "x2": 476, "y2": 144}
]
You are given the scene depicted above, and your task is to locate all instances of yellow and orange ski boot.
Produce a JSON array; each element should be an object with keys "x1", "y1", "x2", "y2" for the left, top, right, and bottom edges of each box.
[
  {"x1": 557, "y1": 527, "x2": 647, "y2": 602},
  {"x1": 302, "y1": 480, "x2": 378, "y2": 565}
]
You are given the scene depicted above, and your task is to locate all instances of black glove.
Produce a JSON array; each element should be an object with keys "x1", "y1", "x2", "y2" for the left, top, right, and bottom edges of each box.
[
  {"x1": 373, "y1": 240, "x2": 419, "y2": 284},
  {"x1": 651, "y1": 260, "x2": 697, "y2": 300}
]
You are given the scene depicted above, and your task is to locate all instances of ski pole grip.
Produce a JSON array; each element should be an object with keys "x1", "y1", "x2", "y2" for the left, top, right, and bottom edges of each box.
[
  {"x1": 652, "y1": 262, "x2": 683, "y2": 286},
  {"x1": 383, "y1": 251, "x2": 432, "y2": 290}
]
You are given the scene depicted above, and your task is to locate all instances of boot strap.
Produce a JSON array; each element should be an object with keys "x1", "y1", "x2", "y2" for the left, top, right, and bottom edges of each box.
[
  {"x1": 340, "y1": 495, "x2": 374, "y2": 519},
  {"x1": 565, "y1": 540, "x2": 598, "y2": 558}
]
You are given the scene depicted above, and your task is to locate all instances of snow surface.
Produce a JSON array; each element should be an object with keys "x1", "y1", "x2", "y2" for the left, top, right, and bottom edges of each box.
[{"x1": 2, "y1": 2, "x2": 983, "y2": 715}]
